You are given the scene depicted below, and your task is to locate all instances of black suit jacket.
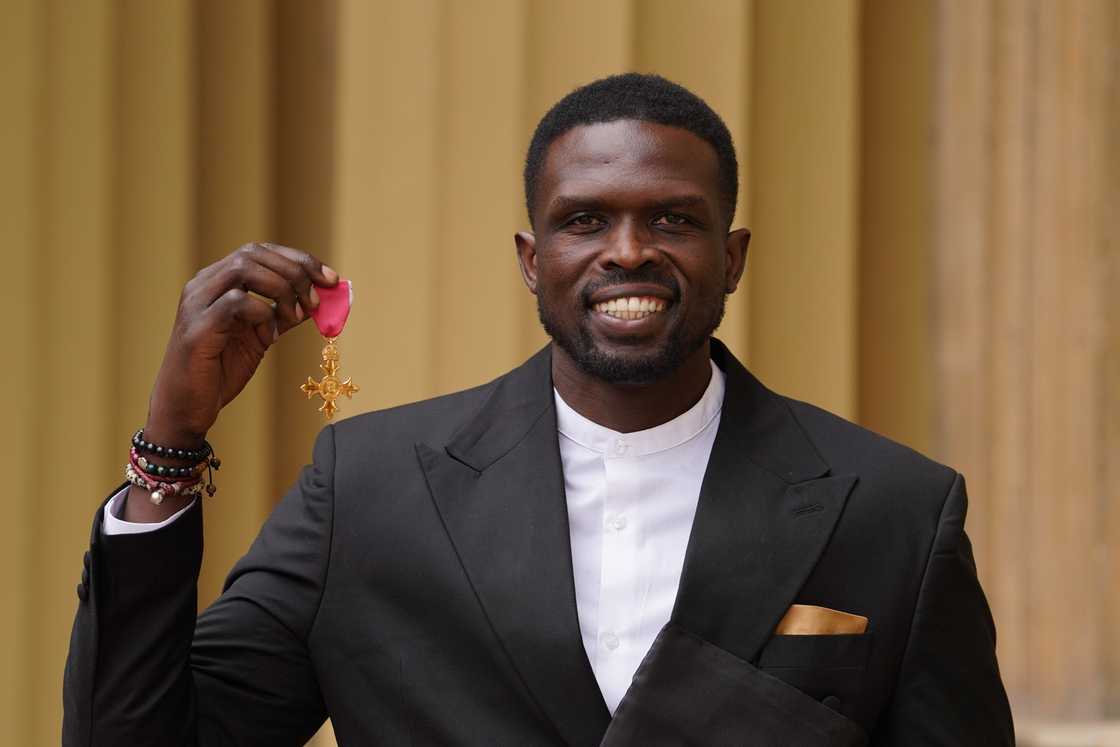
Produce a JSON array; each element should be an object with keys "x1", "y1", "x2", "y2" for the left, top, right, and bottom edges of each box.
[{"x1": 64, "y1": 340, "x2": 1013, "y2": 745}]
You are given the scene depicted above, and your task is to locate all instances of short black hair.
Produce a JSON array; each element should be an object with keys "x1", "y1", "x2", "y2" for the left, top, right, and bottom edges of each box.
[{"x1": 524, "y1": 73, "x2": 738, "y2": 228}]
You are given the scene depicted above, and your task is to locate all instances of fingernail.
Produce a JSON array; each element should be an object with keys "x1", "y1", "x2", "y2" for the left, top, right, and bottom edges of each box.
[
  {"x1": 321, "y1": 265, "x2": 339, "y2": 284},
  {"x1": 309, "y1": 286, "x2": 320, "y2": 308},
  {"x1": 295, "y1": 303, "x2": 304, "y2": 322},
  {"x1": 273, "y1": 323, "x2": 280, "y2": 343}
]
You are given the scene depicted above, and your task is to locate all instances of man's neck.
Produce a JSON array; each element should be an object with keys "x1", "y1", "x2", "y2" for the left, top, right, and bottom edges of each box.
[{"x1": 551, "y1": 341, "x2": 714, "y2": 433}]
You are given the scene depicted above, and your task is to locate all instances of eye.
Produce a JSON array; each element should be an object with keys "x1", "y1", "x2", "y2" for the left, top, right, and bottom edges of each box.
[
  {"x1": 652, "y1": 213, "x2": 691, "y2": 226},
  {"x1": 564, "y1": 214, "x2": 605, "y2": 229}
]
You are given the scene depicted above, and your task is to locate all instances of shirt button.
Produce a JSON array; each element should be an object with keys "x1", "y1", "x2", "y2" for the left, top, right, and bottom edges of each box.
[
  {"x1": 613, "y1": 439, "x2": 628, "y2": 455},
  {"x1": 605, "y1": 513, "x2": 628, "y2": 531},
  {"x1": 602, "y1": 631, "x2": 620, "y2": 651}
]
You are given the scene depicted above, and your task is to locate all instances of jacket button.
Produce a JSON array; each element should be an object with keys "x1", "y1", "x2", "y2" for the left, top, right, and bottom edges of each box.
[
  {"x1": 822, "y1": 695, "x2": 841, "y2": 711},
  {"x1": 83, "y1": 551, "x2": 91, "y2": 569},
  {"x1": 81, "y1": 567, "x2": 90, "y2": 588},
  {"x1": 76, "y1": 583, "x2": 88, "y2": 602}
]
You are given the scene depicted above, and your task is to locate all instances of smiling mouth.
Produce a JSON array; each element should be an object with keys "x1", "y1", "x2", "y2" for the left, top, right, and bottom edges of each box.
[{"x1": 591, "y1": 295, "x2": 669, "y2": 321}]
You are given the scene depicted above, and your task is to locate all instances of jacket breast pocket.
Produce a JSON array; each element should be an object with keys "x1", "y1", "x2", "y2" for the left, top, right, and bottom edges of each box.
[{"x1": 756, "y1": 631, "x2": 872, "y2": 713}]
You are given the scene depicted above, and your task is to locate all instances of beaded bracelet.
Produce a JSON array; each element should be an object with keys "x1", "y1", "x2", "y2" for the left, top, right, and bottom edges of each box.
[
  {"x1": 130, "y1": 447, "x2": 208, "y2": 480},
  {"x1": 126, "y1": 429, "x2": 221, "y2": 505},
  {"x1": 124, "y1": 463, "x2": 206, "y2": 505},
  {"x1": 131, "y1": 429, "x2": 214, "y2": 464}
]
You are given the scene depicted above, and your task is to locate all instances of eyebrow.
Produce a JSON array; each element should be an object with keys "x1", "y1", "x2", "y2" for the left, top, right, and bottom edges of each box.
[{"x1": 547, "y1": 193, "x2": 710, "y2": 214}]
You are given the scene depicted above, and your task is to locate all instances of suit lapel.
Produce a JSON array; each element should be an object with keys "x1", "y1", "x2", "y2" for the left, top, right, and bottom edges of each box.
[
  {"x1": 671, "y1": 340, "x2": 858, "y2": 663},
  {"x1": 417, "y1": 347, "x2": 610, "y2": 747}
]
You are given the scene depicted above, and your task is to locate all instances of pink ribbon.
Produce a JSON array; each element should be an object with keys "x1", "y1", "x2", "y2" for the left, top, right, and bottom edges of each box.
[{"x1": 310, "y1": 279, "x2": 353, "y2": 338}]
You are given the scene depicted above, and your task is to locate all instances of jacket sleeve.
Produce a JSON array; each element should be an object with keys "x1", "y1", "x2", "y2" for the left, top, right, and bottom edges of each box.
[
  {"x1": 870, "y1": 473, "x2": 1015, "y2": 745},
  {"x1": 63, "y1": 425, "x2": 336, "y2": 747}
]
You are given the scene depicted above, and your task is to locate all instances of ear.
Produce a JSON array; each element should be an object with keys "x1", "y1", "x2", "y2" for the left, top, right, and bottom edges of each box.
[
  {"x1": 724, "y1": 228, "x2": 750, "y2": 294},
  {"x1": 514, "y1": 231, "x2": 539, "y2": 294}
]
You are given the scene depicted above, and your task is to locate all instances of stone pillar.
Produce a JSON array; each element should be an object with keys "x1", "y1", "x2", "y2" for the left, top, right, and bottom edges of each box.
[{"x1": 931, "y1": 0, "x2": 1120, "y2": 721}]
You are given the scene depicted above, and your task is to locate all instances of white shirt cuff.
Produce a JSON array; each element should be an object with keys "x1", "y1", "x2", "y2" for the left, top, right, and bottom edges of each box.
[{"x1": 101, "y1": 487, "x2": 196, "y2": 535}]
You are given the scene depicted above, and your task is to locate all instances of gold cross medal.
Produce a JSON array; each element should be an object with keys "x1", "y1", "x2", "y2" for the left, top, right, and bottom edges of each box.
[{"x1": 301, "y1": 279, "x2": 359, "y2": 419}]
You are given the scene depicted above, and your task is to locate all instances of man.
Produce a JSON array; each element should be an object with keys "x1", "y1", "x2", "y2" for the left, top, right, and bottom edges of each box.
[{"x1": 64, "y1": 74, "x2": 1014, "y2": 745}]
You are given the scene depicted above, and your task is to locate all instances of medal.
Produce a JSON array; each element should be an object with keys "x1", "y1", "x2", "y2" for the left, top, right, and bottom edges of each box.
[{"x1": 300, "y1": 279, "x2": 359, "y2": 419}]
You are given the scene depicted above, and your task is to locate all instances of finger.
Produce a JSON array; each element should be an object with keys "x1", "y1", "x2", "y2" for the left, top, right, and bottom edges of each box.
[
  {"x1": 203, "y1": 254, "x2": 305, "y2": 332},
  {"x1": 261, "y1": 242, "x2": 339, "y2": 287},
  {"x1": 181, "y1": 242, "x2": 337, "y2": 320},
  {"x1": 244, "y1": 294, "x2": 289, "y2": 343},
  {"x1": 185, "y1": 243, "x2": 257, "y2": 289},
  {"x1": 250, "y1": 245, "x2": 323, "y2": 319},
  {"x1": 180, "y1": 261, "x2": 228, "y2": 315},
  {"x1": 204, "y1": 288, "x2": 278, "y2": 351},
  {"x1": 253, "y1": 319, "x2": 277, "y2": 350}
]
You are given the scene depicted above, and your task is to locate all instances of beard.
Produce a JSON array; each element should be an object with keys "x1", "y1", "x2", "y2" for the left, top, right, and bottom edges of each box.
[{"x1": 537, "y1": 269, "x2": 726, "y2": 385}]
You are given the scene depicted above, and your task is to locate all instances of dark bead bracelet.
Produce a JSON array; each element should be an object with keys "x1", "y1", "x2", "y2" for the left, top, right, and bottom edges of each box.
[
  {"x1": 132, "y1": 429, "x2": 212, "y2": 463},
  {"x1": 132, "y1": 449, "x2": 207, "y2": 480}
]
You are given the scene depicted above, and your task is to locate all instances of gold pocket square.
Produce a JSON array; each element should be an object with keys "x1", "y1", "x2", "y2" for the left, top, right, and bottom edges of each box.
[{"x1": 774, "y1": 604, "x2": 869, "y2": 635}]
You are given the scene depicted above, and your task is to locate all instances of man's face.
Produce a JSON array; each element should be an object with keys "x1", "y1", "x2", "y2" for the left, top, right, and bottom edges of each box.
[{"x1": 516, "y1": 120, "x2": 748, "y2": 384}]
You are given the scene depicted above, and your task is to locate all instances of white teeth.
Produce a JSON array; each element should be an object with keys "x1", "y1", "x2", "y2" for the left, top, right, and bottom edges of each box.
[{"x1": 593, "y1": 296, "x2": 668, "y2": 319}]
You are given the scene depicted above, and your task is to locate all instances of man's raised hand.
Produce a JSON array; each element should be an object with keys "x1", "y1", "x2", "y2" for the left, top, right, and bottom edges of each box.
[
  {"x1": 121, "y1": 243, "x2": 336, "y2": 523},
  {"x1": 148, "y1": 242, "x2": 337, "y2": 444}
]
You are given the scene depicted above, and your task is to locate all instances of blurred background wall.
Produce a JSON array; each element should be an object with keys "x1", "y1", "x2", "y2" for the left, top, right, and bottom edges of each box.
[{"x1": 1, "y1": 0, "x2": 1117, "y2": 744}]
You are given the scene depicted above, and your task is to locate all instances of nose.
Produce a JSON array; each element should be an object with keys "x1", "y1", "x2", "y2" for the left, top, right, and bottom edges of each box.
[{"x1": 600, "y1": 220, "x2": 661, "y2": 270}]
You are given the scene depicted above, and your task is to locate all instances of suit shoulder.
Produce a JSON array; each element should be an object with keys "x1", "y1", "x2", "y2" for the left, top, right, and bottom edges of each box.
[
  {"x1": 329, "y1": 376, "x2": 499, "y2": 447},
  {"x1": 783, "y1": 397, "x2": 957, "y2": 508}
]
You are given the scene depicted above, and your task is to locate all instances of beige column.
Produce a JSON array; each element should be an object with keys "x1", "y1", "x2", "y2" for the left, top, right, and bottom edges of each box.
[
  {"x1": 433, "y1": 0, "x2": 531, "y2": 392},
  {"x1": 933, "y1": 0, "x2": 1120, "y2": 720},
  {"x1": 32, "y1": 2, "x2": 118, "y2": 742},
  {"x1": 1106, "y1": 6, "x2": 1120, "y2": 713},
  {"x1": 748, "y1": 0, "x2": 860, "y2": 418},
  {"x1": 857, "y1": 0, "x2": 934, "y2": 455},
  {"x1": 932, "y1": 0, "x2": 996, "y2": 593},
  {"x1": 1, "y1": 3, "x2": 44, "y2": 743},
  {"x1": 524, "y1": 0, "x2": 634, "y2": 126},
  {"x1": 332, "y1": 0, "x2": 442, "y2": 409}
]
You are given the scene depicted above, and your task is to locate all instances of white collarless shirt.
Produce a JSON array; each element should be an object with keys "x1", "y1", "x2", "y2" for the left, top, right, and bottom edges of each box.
[
  {"x1": 103, "y1": 361, "x2": 727, "y2": 716},
  {"x1": 554, "y1": 360, "x2": 725, "y2": 714}
]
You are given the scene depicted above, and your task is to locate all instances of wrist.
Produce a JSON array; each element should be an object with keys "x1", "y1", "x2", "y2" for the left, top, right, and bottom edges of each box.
[
  {"x1": 146, "y1": 372, "x2": 215, "y2": 446},
  {"x1": 141, "y1": 416, "x2": 207, "y2": 455},
  {"x1": 122, "y1": 485, "x2": 193, "y2": 523}
]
